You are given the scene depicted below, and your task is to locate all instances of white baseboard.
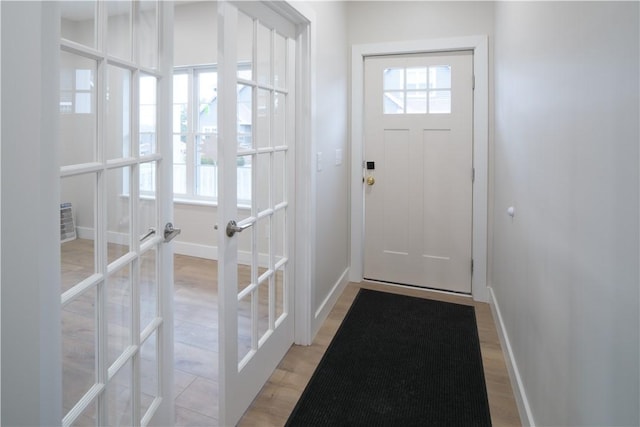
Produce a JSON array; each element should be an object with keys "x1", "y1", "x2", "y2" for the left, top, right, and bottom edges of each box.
[
  {"x1": 312, "y1": 267, "x2": 350, "y2": 339},
  {"x1": 77, "y1": 227, "x2": 129, "y2": 246},
  {"x1": 75, "y1": 229, "x2": 271, "y2": 266},
  {"x1": 488, "y1": 286, "x2": 535, "y2": 427},
  {"x1": 173, "y1": 241, "x2": 217, "y2": 260}
]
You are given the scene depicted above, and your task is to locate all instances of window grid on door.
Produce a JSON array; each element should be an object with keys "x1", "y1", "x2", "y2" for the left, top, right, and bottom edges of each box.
[
  {"x1": 382, "y1": 65, "x2": 452, "y2": 114},
  {"x1": 59, "y1": 2, "x2": 163, "y2": 425},
  {"x1": 236, "y1": 14, "x2": 292, "y2": 370}
]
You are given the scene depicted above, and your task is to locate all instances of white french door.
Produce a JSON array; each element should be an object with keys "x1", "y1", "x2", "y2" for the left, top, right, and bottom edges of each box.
[
  {"x1": 217, "y1": 2, "x2": 299, "y2": 425},
  {"x1": 59, "y1": 1, "x2": 174, "y2": 425},
  {"x1": 363, "y1": 52, "x2": 474, "y2": 294}
]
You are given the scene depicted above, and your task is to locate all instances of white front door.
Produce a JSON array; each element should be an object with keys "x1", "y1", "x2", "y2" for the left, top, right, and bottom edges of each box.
[
  {"x1": 363, "y1": 52, "x2": 474, "y2": 294},
  {"x1": 218, "y1": 2, "x2": 298, "y2": 425},
  {"x1": 59, "y1": 2, "x2": 175, "y2": 425}
]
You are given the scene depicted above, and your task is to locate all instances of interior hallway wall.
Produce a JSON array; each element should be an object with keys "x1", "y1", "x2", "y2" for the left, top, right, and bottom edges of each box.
[
  {"x1": 303, "y1": 1, "x2": 350, "y2": 331},
  {"x1": 492, "y1": 2, "x2": 639, "y2": 425}
]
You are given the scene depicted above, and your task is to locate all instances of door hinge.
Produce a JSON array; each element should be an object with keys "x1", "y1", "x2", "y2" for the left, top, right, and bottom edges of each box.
[
  {"x1": 472, "y1": 167, "x2": 475, "y2": 183},
  {"x1": 472, "y1": 75, "x2": 476, "y2": 90},
  {"x1": 471, "y1": 259, "x2": 474, "y2": 275}
]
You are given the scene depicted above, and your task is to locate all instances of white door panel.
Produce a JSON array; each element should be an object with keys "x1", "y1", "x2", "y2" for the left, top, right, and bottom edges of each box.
[
  {"x1": 218, "y1": 2, "x2": 297, "y2": 425},
  {"x1": 59, "y1": 2, "x2": 174, "y2": 425},
  {"x1": 364, "y1": 52, "x2": 473, "y2": 294}
]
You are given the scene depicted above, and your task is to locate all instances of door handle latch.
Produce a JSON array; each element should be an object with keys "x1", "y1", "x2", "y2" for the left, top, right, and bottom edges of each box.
[
  {"x1": 163, "y1": 222, "x2": 181, "y2": 242},
  {"x1": 225, "y1": 220, "x2": 252, "y2": 237},
  {"x1": 140, "y1": 227, "x2": 156, "y2": 242}
]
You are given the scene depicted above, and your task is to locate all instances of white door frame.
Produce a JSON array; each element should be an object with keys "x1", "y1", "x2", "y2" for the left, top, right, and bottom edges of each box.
[{"x1": 350, "y1": 36, "x2": 489, "y2": 302}]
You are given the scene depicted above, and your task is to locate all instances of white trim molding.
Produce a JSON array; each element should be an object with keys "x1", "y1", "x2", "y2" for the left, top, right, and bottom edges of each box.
[
  {"x1": 350, "y1": 36, "x2": 490, "y2": 302},
  {"x1": 488, "y1": 287, "x2": 535, "y2": 426},
  {"x1": 312, "y1": 267, "x2": 350, "y2": 340},
  {"x1": 287, "y1": 1, "x2": 316, "y2": 347}
]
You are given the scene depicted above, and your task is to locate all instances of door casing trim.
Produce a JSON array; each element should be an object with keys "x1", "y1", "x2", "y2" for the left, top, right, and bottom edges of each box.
[{"x1": 350, "y1": 36, "x2": 489, "y2": 302}]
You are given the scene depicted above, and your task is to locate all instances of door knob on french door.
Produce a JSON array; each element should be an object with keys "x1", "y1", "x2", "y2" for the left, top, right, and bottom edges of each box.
[
  {"x1": 225, "y1": 220, "x2": 252, "y2": 237},
  {"x1": 163, "y1": 222, "x2": 181, "y2": 242},
  {"x1": 366, "y1": 176, "x2": 376, "y2": 186}
]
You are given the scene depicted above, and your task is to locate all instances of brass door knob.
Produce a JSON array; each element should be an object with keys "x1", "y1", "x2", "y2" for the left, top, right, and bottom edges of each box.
[{"x1": 366, "y1": 176, "x2": 375, "y2": 186}]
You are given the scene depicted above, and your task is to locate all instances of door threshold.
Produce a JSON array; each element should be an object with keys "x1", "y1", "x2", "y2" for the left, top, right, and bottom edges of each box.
[{"x1": 361, "y1": 278, "x2": 473, "y2": 300}]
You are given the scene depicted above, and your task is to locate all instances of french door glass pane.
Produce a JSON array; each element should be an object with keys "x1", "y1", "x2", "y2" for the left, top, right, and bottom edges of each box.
[
  {"x1": 107, "y1": 266, "x2": 132, "y2": 367},
  {"x1": 237, "y1": 155, "x2": 252, "y2": 205},
  {"x1": 237, "y1": 12, "x2": 253, "y2": 80},
  {"x1": 140, "y1": 331, "x2": 159, "y2": 421},
  {"x1": 107, "y1": 361, "x2": 133, "y2": 426},
  {"x1": 62, "y1": 286, "x2": 97, "y2": 418},
  {"x1": 140, "y1": 161, "x2": 157, "y2": 194},
  {"x1": 257, "y1": 89, "x2": 271, "y2": 149},
  {"x1": 60, "y1": 51, "x2": 97, "y2": 166},
  {"x1": 257, "y1": 217, "x2": 270, "y2": 270},
  {"x1": 257, "y1": 23, "x2": 271, "y2": 86},
  {"x1": 274, "y1": 207, "x2": 287, "y2": 325},
  {"x1": 139, "y1": 179, "x2": 157, "y2": 244},
  {"x1": 140, "y1": 75, "x2": 157, "y2": 156},
  {"x1": 275, "y1": 267, "x2": 285, "y2": 322},
  {"x1": 140, "y1": 248, "x2": 158, "y2": 331},
  {"x1": 61, "y1": 173, "x2": 96, "y2": 293},
  {"x1": 274, "y1": 208, "x2": 285, "y2": 265},
  {"x1": 237, "y1": 226, "x2": 253, "y2": 294},
  {"x1": 237, "y1": 292, "x2": 252, "y2": 364},
  {"x1": 106, "y1": 66, "x2": 132, "y2": 160},
  {"x1": 237, "y1": 85, "x2": 253, "y2": 150},
  {"x1": 107, "y1": 167, "x2": 131, "y2": 264},
  {"x1": 273, "y1": 151, "x2": 285, "y2": 206},
  {"x1": 106, "y1": 1, "x2": 132, "y2": 61},
  {"x1": 60, "y1": 1, "x2": 96, "y2": 48},
  {"x1": 274, "y1": 33, "x2": 286, "y2": 88},
  {"x1": 256, "y1": 153, "x2": 270, "y2": 212},
  {"x1": 273, "y1": 93, "x2": 286, "y2": 146},
  {"x1": 137, "y1": 1, "x2": 158, "y2": 69},
  {"x1": 257, "y1": 280, "x2": 270, "y2": 342}
]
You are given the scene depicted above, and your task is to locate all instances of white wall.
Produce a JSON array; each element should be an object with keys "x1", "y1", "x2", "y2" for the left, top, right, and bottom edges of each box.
[
  {"x1": 302, "y1": 1, "x2": 350, "y2": 331},
  {"x1": 1, "y1": 2, "x2": 62, "y2": 425},
  {"x1": 347, "y1": 1, "x2": 494, "y2": 45},
  {"x1": 492, "y1": 2, "x2": 639, "y2": 425},
  {"x1": 174, "y1": 1, "x2": 217, "y2": 67}
]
